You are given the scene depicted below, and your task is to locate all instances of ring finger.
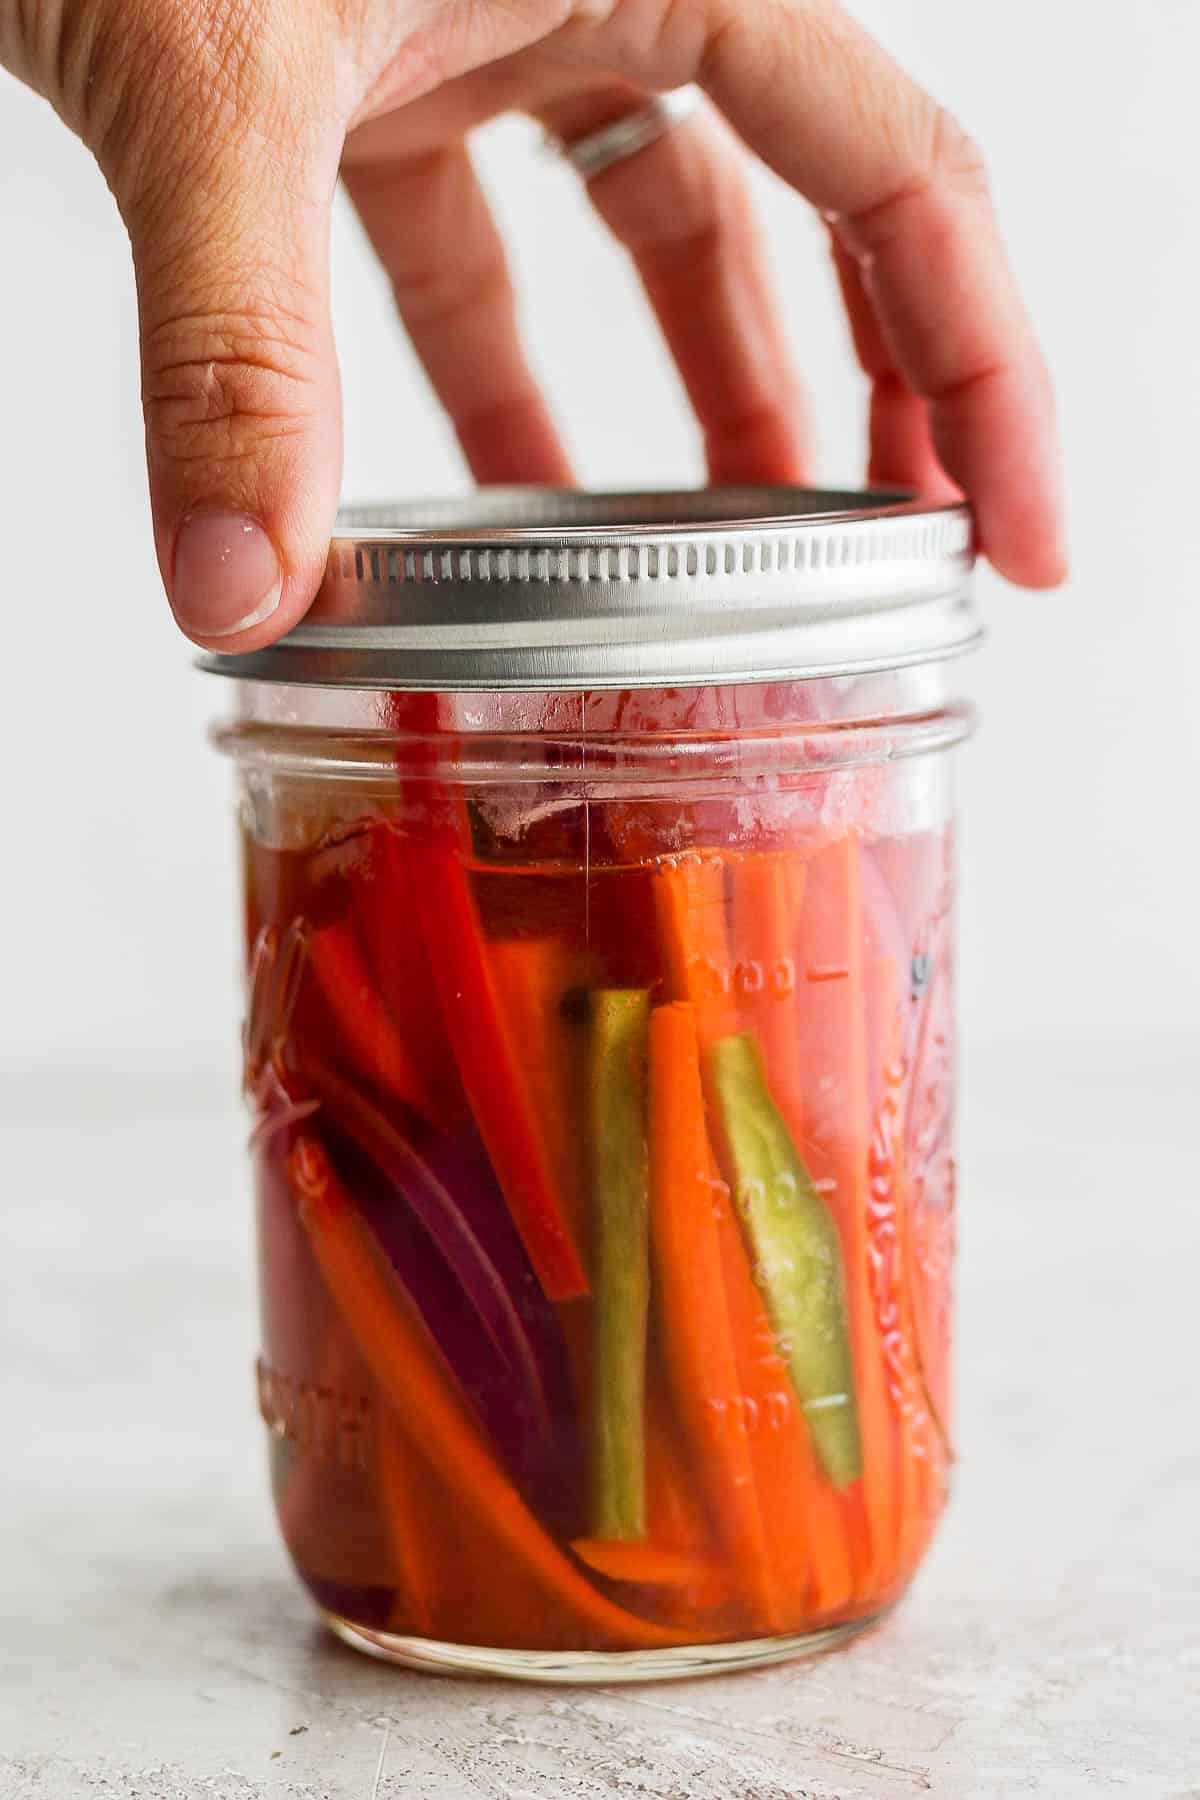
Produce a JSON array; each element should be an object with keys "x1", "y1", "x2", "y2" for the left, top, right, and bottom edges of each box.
[{"x1": 539, "y1": 89, "x2": 812, "y2": 486}]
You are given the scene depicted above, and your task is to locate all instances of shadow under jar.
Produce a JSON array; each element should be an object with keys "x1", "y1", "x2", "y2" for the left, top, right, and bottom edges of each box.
[{"x1": 206, "y1": 488, "x2": 977, "y2": 1682}]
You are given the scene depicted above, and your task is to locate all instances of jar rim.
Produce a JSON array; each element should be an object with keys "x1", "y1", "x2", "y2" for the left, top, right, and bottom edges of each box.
[{"x1": 197, "y1": 485, "x2": 978, "y2": 692}]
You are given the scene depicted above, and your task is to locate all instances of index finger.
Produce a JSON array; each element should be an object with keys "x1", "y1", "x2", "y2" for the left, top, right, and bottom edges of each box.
[{"x1": 695, "y1": 2, "x2": 1066, "y2": 586}]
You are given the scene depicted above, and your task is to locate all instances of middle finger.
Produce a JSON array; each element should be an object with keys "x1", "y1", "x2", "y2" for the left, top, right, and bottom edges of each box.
[
  {"x1": 540, "y1": 91, "x2": 812, "y2": 486},
  {"x1": 343, "y1": 139, "x2": 572, "y2": 485}
]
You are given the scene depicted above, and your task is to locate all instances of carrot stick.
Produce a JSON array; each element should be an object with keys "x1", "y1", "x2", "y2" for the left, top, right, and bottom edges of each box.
[
  {"x1": 570, "y1": 1539, "x2": 716, "y2": 1590},
  {"x1": 656, "y1": 847, "x2": 858, "y2": 1617},
  {"x1": 488, "y1": 935, "x2": 592, "y2": 1261},
  {"x1": 306, "y1": 916, "x2": 446, "y2": 1125},
  {"x1": 647, "y1": 1002, "x2": 777, "y2": 1631},
  {"x1": 572, "y1": 1376, "x2": 732, "y2": 1636},
  {"x1": 714, "y1": 1200, "x2": 855, "y2": 1622},
  {"x1": 794, "y1": 833, "x2": 898, "y2": 1594},
  {"x1": 643, "y1": 1374, "x2": 716, "y2": 1561},
  {"x1": 288, "y1": 1134, "x2": 677, "y2": 1650},
  {"x1": 653, "y1": 852, "x2": 740, "y2": 1040},
  {"x1": 728, "y1": 853, "x2": 808, "y2": 1144},
  {"x1": 411, "y1": 839, "x2": 589, "y2": 1301},
  {"x1": 724, "y1": 849, "x2": 865, "y2": 1613}
]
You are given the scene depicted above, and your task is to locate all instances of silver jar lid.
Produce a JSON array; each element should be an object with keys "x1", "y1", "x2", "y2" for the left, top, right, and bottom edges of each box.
[{"x1": 198, "y1": 486, "x2": 977, "y2": 691}]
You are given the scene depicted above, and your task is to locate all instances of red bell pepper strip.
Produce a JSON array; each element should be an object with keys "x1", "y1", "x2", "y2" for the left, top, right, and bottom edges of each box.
[
  {"x1": 409, "y1": 844, "x2": 589, "y2": 1301},
  {"x1": 391, "y1": 692, "x2": 589, "y2": 1302},
  {"x1": 306, "y1": 915, "x2": 448, "y2": 1126},
  {"x1": 348, "y1": 822, "x2": 464, "y2": 1122}
]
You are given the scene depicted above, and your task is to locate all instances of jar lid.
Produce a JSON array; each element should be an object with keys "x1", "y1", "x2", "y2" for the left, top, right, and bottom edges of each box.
[{"x1": 198, "y1": 486, "x2": 977, "y2": 691}]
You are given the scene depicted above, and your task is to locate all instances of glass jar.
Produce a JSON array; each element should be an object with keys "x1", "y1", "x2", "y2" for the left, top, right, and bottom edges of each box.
[{"x1": 207, "y1": 489, "x2": 977, "y2": 1681}]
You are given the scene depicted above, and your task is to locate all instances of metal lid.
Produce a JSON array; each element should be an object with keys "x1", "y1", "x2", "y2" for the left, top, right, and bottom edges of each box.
[{"x1": 198, "y1": 486, "x2": 977, "y2": 691}]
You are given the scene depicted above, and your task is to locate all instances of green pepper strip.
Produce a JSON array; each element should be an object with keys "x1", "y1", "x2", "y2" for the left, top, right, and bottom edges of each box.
[
  {"x1": 588, "y1": 990, "x2": 652, "y2": 1540},
  {"x1": 709, "y1": 1032, "x2": 862, "y2": 1489}
]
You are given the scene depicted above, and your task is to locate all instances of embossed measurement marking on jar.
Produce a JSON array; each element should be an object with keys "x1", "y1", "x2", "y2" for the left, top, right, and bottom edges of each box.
[
  {"x1": 684, "y1": 955, "x2": 798, "y2": 1001},
  {"x1": 704, "y1": 1389, "x2": 794, "y2": 1437},
  {"x1": 256, "y1": 1358, "x2": 372, "y2": 1471}
]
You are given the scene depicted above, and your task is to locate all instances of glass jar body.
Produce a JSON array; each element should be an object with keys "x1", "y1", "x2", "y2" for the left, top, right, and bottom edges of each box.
[{"x1": 226, "y1": 669, "x2": 964, "y2": 1681}]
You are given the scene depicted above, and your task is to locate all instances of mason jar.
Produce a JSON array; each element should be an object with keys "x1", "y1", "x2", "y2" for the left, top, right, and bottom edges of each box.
[{"x1": 206, "y1": 488, "x2": 976, "y2": 1682}]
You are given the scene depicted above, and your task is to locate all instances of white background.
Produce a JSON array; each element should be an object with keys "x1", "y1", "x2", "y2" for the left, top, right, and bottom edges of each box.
[{"x1": 0, "y1": 0, "x2": 1196, "y2": 1090}]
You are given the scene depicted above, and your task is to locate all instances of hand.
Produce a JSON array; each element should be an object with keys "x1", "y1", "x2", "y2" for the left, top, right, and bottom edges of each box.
[{"x1": 2, "y1": 0, "x2": 1066, "y2": 647}]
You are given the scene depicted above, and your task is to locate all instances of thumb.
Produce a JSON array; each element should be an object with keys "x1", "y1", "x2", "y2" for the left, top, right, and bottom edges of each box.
[{"x1": 122, "y1": 121, "x2": 343, "y2": 649}]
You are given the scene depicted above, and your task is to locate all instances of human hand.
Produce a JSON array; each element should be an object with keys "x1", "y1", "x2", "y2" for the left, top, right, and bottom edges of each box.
[{"x1": 1, "y1": 0, "x2": 1066, "y2": 647}]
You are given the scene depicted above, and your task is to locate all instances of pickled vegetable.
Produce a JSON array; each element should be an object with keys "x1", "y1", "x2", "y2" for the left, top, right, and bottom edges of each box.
[
  {"x1": 708, "y1": 1032, "x2": 861, "y2": 1488},
  {"x1": 245, "y1": 749, "x2": 954, "y2": 1654},
  {"x1": 586, "y1": 989, "x2": 651, "y2": 1541}
]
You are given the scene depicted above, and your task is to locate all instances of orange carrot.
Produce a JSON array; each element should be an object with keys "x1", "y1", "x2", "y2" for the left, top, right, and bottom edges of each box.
[
  {"x1": 647, "y1": 1002, "x2": 777, "y2": 1631},
  {"x1": 656, "y1": 847, "x2": 858, "y2": 1617},
  {"x1": 378, "y1": 1420, "x2": 603, "y2": 1650},
  {"x1": 653, "y1": 852, "x2": 741, "y2": 1040},
  {"x1": 643, "y1": 1379, "x2": 716, "y2": 1563},
  {"x1": 488, "y1": 935, "x2": 592, "y2": 1262},
  {"x1": 306, "y1": 916, "x2": 447, "y2": 1125},
  {"x1": 726, "y1": 848, "x2": 865, "y2": 1613},
  {"x1": 580, "y1": 1375, "x2": 734, "y2": 1636},
  {"x1": 288, "y1": 1135, "x2": 677, "y2": 1650},
  {"x1": 714, "y1": 1201, "x2": 855, "y2": 1622},
  {"x1": 728, "y1": 853, "x2": 808, "y2": 1144},
  {"x1": 570, "y1": 1539, "x2": 717, "y2": 1591},
  {"x1": 794, "y1": 833, "x2": 898, "y2": 1594}
]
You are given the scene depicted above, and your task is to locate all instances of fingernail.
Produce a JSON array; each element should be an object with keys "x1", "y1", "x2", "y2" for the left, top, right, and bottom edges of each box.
[{"x1": 171, "y1": 512, "x2": 282, "y2": 639}]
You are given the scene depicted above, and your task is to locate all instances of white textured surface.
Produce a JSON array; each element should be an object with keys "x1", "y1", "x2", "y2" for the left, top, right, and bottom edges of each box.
[{"x1": 2, "y1": 1042, "x2": 1198, "y2": 1798}]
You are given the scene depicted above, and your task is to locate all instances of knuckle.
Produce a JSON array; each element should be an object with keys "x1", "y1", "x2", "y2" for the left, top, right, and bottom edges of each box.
[
  {"x1": 142, "y1": 308, "x2": 322, "y2": 467},
  {"x1": 86, "y1": 0, "x2": 313, "y2": 210},
  {"x1": 395, "y1": 254, "x2": 512, "y2": 331},
  {"x1": 847, "y1": 100, "x2": 992, "y2": 254},
  {"x1": 926, "y1": 104, "x2": 989, "y2": 201}
]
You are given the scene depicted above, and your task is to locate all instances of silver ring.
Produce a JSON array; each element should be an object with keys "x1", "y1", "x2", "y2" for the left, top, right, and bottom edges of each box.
[{"x1": 546, "y1": 89, "x2": 700, "y2": 181}]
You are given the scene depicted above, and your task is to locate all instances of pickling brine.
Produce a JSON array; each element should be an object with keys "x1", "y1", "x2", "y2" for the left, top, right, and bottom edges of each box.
[
  {"x1": 210, "y1": 488, "x2": 974, "y2": 1679},
  {"x1": 238, "y1": 698, "x2": 956, "y2": 1671}
]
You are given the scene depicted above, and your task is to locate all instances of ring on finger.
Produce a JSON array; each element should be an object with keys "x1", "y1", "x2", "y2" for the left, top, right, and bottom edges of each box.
[{"x1": 544, "y1": 88, "x2": 701, "y2": 181}]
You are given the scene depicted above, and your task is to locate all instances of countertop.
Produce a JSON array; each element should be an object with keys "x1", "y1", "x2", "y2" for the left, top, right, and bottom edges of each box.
[{"x1": 3, "y1": 1041, "x2": 1198, "y2": 1799}]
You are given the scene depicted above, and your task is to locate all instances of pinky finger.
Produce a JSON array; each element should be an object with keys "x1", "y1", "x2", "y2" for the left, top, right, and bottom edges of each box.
[{"x1": 830, "y1": 235, "x2": 958, "y2": 502}]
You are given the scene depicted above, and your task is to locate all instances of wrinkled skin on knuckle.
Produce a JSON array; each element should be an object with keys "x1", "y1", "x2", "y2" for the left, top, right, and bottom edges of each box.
[
  {"x1": 62, "y1": 0, "x2": 332, "y2": 211},
  {"x1": 922, "y1": 104, "x2": 990, "y2": 208},
  {"x1": 141, "y1": 305, "x2": 325, "y2": 478}
]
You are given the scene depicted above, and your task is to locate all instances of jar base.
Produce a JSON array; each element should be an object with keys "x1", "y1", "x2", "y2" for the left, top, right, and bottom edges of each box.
[{"x1": 319, "y1": 1606, "x2": 887, "y2": 1685}]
